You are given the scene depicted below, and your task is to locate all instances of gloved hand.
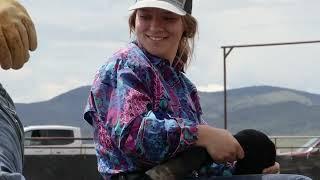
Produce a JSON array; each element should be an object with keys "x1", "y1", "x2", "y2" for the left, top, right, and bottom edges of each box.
[{"x1": 0, "y1": 0, "x2": 37, "y2": 70}]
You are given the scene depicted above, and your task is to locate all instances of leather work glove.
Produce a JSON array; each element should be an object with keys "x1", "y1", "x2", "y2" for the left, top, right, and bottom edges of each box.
[{"x1": 0, "y1": 0, "x2": 37, "y2": 70}]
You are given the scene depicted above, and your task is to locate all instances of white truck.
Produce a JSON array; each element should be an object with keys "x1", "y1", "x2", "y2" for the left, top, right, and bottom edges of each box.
[{"x1": 24, "y1": 125, "x2": 95, "y2": 155}]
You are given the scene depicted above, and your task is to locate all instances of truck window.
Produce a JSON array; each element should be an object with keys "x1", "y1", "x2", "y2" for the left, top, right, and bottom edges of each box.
[
  {"x1": 47, "y1": 129, "x2": 74, "y2": 145},
  {"x1": 24, "y1": 130, "x2": 43, "y2": 146},
  {"x1": 25, "y1": 129, "x2": 75, "y2": 145}
]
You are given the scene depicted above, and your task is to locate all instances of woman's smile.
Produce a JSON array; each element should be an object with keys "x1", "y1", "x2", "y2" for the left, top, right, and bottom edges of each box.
[{"x1": 146, "y1": 35, "x2": 167, "y2": 41}]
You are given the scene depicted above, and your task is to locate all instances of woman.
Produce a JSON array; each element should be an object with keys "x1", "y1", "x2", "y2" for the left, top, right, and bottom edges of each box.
[{"x1": 84, "y1": 0, "x2": 311, "y2": 179}]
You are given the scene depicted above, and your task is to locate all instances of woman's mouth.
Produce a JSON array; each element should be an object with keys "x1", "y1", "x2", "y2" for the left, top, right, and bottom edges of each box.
[{"x1": 147, "y1": 35, "x2": 166, "y2": 41}]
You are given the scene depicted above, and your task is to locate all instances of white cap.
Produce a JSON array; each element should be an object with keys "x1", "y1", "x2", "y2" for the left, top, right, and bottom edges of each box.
[{"x1": 129, "y1": 0, "x2": 192, "y2": 16}]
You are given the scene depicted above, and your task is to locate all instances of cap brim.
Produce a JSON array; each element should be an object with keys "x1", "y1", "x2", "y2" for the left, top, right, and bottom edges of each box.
[{"x1": 129, "y1": 0, "x2": 186, "y2": 16}]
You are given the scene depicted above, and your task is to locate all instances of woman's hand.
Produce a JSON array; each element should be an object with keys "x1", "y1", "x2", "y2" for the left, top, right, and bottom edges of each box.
[
  {"x1": 196, "y1": 125, "x2": 244, "y2": 163},
  {"x1": 262, "y1": 162, "x2": 280, "y2": 174}
]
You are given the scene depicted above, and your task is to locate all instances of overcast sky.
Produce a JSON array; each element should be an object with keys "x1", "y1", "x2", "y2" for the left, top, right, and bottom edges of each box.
[{"x1": 1, "y1": 0, "x2": 320, "y2": 103}]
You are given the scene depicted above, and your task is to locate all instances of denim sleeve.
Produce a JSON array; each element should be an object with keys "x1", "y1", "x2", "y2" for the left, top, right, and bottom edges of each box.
[{"x1": 0, "y1": 84, "x2": 25, "y2": 179}]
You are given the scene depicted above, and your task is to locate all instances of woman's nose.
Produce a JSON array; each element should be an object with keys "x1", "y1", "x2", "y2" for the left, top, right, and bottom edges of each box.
[{"x1": 149, "y1": 17, "x2": 164, "y2": 31}]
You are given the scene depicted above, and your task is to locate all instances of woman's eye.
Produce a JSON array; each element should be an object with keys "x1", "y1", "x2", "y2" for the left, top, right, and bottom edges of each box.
[
  {"x1": 164, "y1": 17, "x2": 178, "y2": 21},
  {"x1": 139, "y1": 15, "x2": 151, "y2": 20}
]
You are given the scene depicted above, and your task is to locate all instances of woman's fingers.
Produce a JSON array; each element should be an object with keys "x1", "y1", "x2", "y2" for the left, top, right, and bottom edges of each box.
[
  {"x1": 263, "y1": 162, "x2": 280, "y2": 174},
  {"x1": 199, "y1": 126, "x2": 244, "y2": 164}
]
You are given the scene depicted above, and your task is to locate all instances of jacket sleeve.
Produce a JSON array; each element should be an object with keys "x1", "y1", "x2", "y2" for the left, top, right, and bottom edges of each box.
[
  {"x1": 199, "y1": 163, "x2": 234, "y2": 177},
  {"x1": 84, "y1": 64, "x2": 198, "y2": 164}
]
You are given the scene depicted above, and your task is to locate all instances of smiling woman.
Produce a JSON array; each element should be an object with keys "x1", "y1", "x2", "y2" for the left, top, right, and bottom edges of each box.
[
  {"x1": 132, "y1": 8, "x2": 184, "y2": 64},
  {"x1": 128, "y1": 5, "x2": 197, "y2": 70},
  {"x1": 82, "y1": 0, "x2": 312, "y2": 180}
]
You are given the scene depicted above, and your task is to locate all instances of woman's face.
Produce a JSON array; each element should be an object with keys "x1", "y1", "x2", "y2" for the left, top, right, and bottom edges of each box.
[{"x1": 135, "y1": 8, "x2": 184, "y2": 63}]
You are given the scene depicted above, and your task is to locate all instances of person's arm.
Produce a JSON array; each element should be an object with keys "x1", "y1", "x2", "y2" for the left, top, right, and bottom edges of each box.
[
  {"x1": 0, "y1": 0, "x2": 37, "y2": 70},
  {"x1": 85, "y1": 63, "x2": 198, "y2": 164}
]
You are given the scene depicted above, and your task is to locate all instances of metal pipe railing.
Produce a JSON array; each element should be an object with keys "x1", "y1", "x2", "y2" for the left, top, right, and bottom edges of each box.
[
  {"x1": 24, "y1": 136, "x2": 320, "y2": 152},
  {"x1": 221, "y1": 40, "x2": 320, "y2": 129}
]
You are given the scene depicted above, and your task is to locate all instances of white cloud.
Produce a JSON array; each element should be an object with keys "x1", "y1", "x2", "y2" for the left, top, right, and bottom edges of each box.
[
  {"x1": 0, "y1": 67, "x2": 33, "y2": 81},
  {"x1": 11, "y1": 78, "x2": 87, "y2": 103},
  {"x1": 51, "y1": 40, "x2": 127, "y2": 50},
  {"x1": 197, "y1": 84, "x2": 224, "y2": 92},
  {"x1": 39, "y1": 78, "x2": 84, "y2": 99}
]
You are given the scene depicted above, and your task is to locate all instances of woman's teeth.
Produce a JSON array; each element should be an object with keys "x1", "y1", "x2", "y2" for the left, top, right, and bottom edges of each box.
[{"x1": 149, "y1": 36, "x2": 164, "y2": 41}]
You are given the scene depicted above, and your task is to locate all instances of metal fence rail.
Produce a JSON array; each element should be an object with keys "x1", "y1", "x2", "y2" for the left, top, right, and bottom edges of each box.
[{"x1": 24, "y1": 136, "x2": 320, "y2": 154}]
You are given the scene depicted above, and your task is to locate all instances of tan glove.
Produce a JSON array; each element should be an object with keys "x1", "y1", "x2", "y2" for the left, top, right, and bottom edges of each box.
[{"x1": 0, "y1": 0, "x2": 37, "y2": 70}]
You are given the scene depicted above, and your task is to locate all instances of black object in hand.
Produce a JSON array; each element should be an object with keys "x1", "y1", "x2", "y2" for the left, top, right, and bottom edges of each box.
[{"x1": 233, "y1": 129, "x2": 276, "y2": 175}]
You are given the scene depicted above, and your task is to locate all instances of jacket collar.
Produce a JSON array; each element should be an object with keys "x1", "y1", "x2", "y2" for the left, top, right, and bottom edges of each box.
[{"x1": 131, "y1": 41, "x2": 184, "y2": 72}]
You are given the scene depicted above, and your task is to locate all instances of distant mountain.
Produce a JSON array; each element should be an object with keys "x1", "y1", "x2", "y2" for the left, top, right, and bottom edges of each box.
[
  {"x1": 15, "y1": 86, "x2": 92, "y2": 137},
  {"x1": 199, "y1": 86, "x2": 320, "y2": 135},
  {"x1": 15, "y1": 85, "x2": 320, "y2": 137}
]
